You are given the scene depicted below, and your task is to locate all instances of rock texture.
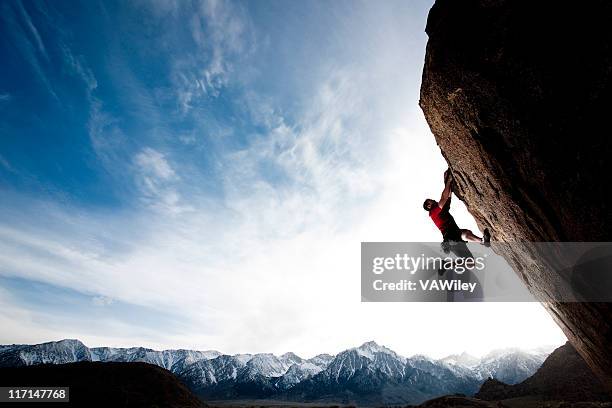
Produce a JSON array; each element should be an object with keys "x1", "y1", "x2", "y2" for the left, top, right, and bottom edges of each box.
[
  {"x1": 419, "y1": 0, "x2": 612, "y2": 391},
  {"x1": 476, "y1": 342, "x2": 610, "y2": 402}
]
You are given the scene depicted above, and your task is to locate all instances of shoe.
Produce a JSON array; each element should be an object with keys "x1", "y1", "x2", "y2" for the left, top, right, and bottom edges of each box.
[{"x1": 482, "y1": 228, "x2": 491, "y2": 247}]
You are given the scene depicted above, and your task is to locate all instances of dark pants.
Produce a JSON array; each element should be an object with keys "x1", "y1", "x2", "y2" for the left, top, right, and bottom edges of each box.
[{"x1": 442, "y1": 228, "x2": 473, "y2": 258}]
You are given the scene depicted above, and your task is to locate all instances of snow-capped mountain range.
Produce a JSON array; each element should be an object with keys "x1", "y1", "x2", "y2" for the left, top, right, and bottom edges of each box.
[{"x1": 0, "y1": 339, "x2": 555, "y2": 405}]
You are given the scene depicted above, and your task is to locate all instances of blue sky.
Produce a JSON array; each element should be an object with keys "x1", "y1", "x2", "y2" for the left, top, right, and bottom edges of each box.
[{"x1": 0, "y1": 0, "x2": 565, "y2": 357}]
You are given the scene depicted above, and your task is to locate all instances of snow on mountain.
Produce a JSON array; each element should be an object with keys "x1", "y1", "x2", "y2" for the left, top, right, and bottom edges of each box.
[
  {"x1": 441, "y1": 351, "x2": 480, "y2": 368},
  {"x1": 164, "y1": 349, "x2": 222, "y2": 371},
  {"x1": 280, "y1": 352, "x2": 303, "y2": 365},
  {"x1": 0, "y1": 338, "x2": 554, "y2": 404},
  {"x1": 274, "y1": 354, "x2": 332, "y2": 390},
  {"x1": 307, "y1": 353, "x2": 334, "y2": 368},
  {"x1": 286, "y1": 342, "x2": 551, "y2": 405},
  {"x1": 276, "y1": 362, "x2": 324, "y2": 389},
  {"x1": 317, "y1": 341, "x2": 408, "y2": 383},
  {"x1": 240, "y1": 353, "x2": 294, "y2": 379},
  {"x1": 289, "y1": 343, "x2": 481, "y2": 405},
  {"x1": 178, "y1": 354, "x2": 248, "y2": 388},
  {"x1": 353, "y1": 340, "x2": 402, "y2": 360},
  {"x1": 410, "y1": 354, "x2": 476, "y2": 382},
  {"x1": 473, "y1": 348, "x2": 548, "y2": 384},
  {"x1": 435, "y1": 347, "x2": 550, "y2": 385},
  {"x1": 90, "y1": 346, "x2": 220, "y2": 372},
  {"x1": 323, "y1": 349, "x2": 370, "y2": 382},
  {"x1": 303, "y1": 340, "x2": 406, "y2": 383},
  {"x1": 90, "y1": 347, "x2": 156, "y2": 364},
  {"x1": 233, "y1": 354, "x2": 253, "y2": 365},
  {"x1": 0, "y1": 339, "x2": 91, "y2": 368}
]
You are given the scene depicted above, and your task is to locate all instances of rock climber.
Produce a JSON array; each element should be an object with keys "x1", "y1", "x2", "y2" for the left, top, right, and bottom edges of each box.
[{"x1": 423, "y1": 169, "x2": 491, "y2": 247}]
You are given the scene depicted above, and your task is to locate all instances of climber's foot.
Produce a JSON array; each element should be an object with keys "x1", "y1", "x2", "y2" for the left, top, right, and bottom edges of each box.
[{"x1": 482, "y1": 228, "x2": 491, "y2": 247}]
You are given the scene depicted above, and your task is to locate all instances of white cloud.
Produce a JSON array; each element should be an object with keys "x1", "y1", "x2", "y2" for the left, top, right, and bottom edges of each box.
[
  {"x1": 87, "y1": 101, "x2": 129, "y2": 174},
  {"x1": 92, "y1": 296, "x2": 114, "y2": 307},
  {"x1": 135, "y1": 148, "x2": 177, "y2": 181},
  {"x1": 171, "y1": 0, "x2": 255, "y2": 112},
  {"x1": 133, "y1": 147, "x2": 190, "y2": 214},
  {"x1": 14, "y1": 1, "x2": 49, "y2": 62},
  {"x1": 60, "y1": 44, "x2": 98, "y2": 94}
]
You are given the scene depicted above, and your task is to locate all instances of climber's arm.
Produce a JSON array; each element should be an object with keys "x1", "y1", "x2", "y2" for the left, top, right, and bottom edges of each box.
[{"x1": 438, "y1": 170, "x2": 452, "y2": 209}]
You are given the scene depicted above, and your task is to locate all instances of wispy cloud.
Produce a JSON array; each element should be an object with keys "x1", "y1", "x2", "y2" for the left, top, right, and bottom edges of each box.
[
  {"x1": 14, "y1": 1, "x2": 49, "y2": 62},
  {"x1": 135, "y1": 148, "x2": 177, "y2": 181},
  {"x1": 0, "y1": 2, "x2": 59, "y2": 101},
  {"x1": 171, "y1": 0, "x2": 255, "y2": 112},
  {"x1": 60, "y1": 44, "x2": 98, "y2": 95},
  {"x1": 0, "y1": 155, "x2": 15, "y2": 173},
  {"x1": 219, "y1": 70, "x2": 382, "y2": 240},
  {"x1": 133, "y1": 147, "x2": 189, "y2": 214},
  {"x1": 92, "y1": 295, "x2": 114, "y2": 307}
]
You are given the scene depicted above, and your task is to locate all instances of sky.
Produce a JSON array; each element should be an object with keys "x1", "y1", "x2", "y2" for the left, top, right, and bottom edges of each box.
[{"x1": 0, "y1": 0, "x2": 566, "y2": 359}]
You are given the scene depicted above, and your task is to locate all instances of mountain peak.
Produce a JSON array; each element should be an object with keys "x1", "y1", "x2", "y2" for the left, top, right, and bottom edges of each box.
[
  {"x1": 354, "y1": 341, "x2": 397, "y2": 359},
  {"x1": 356, "y1": 340, "x2": 384, "y2": 353},
  {"x1": 48, "y1": 339, "x2": 86, "y2": 347},
  {"x1": 281, "y1": 352, "x2": 302, "y2": 361},
  {"x1": 441, "y1": 351, "x2": 480, "y2": 368}
]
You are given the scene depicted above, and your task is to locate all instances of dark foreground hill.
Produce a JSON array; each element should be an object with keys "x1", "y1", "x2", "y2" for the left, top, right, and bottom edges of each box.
[
  {"x1": 476, "y1": 342, "x2": 610, "y2": 403},
  {"x1": 0, "y1": 361, "x2": 205, "y2": 408}
]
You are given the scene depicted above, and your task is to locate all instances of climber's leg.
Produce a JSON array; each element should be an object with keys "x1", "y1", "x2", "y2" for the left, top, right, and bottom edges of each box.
[
  {"x1": 460, "y1": 229, "x2": 481, "y2": 242},
  {"x1": 461, "y1": 228, "x2": 491, "y2": 245}
]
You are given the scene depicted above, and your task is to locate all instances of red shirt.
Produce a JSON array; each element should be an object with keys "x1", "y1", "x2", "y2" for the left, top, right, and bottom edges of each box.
[{"x1": 429, "y1": 199, "x2": 459, "y2": 236}]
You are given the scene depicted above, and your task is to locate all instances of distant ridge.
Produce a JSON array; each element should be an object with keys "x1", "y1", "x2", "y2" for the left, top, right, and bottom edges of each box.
[
  {"x1": 407, "y1": 342, "x2": 611, "y2": 407},
  {"x1": 476, "y1": 342, "x2": 610, "y2": 402},
  {"x1": 0, "y1": 339, "x2": 555, "y2": 405}
]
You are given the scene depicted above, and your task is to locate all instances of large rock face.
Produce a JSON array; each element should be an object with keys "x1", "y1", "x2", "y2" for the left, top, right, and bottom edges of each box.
[{"x1": 419, "y1": 0, "x2": 612, "y2": 391}]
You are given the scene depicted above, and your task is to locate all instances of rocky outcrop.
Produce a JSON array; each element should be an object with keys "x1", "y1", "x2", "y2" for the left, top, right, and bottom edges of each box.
[
  {"x1": 476, "y1": 342, "x2": 610, "y2": 402},
  {"x1": 419, "y1": 0, "x2": 612, "y2": 391}
]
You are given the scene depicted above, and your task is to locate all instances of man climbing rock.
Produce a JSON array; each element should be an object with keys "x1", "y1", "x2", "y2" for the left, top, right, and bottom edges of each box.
[{"x1": 423, "y1": 169, "x2": 491, "y2": 246}]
